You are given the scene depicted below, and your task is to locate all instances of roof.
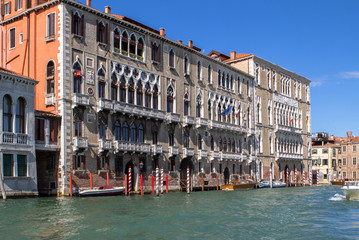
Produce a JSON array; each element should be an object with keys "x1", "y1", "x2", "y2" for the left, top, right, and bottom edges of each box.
[
  {"x1": 35, "y1": 110, "x2": 61, "y2": 118},
  {"x1": 335, "y1": 136, "x2": 359, "y2": 144},
  {"x1": 0, "y1": 67, "x2": 34, "y2": 80},
  {"x1": 111, "y1": 14, "x2": 160, "y2": 35},
  {"x1": 223, "y1": 53, "x2": 253, "y2": 63}
]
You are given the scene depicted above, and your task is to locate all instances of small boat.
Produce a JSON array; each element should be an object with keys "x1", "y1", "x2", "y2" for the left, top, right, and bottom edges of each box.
[
  {"x1": 222, "y1": 179, "x2": 255, "y2": 191},
  {"x1": 79, "y1": 185, "x2": 125, "y2": 197},
  {"x1": 331, "y1": 179, "x2": 345, "y2": 186},
  {"x1": 341, "y1": 181, "x2": 359, "y2": 200},
  {"x1": 258, "y1": 181, "x2": 286, "y2": 188}
]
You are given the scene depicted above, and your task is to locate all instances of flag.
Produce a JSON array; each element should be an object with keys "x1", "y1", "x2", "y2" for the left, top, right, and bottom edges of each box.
[
  {"x1": 235, "y1": 112, "x2": 238, "y2": 118},
  {"x1": 221, "y1": 106, "x2": 233, "y2": 116},
  {"x1": 289, "y1": 119, "x2": 293, "y2": 123},
  {"x1": 242, "y1": 113, "x2": 246, "y2": 119}
]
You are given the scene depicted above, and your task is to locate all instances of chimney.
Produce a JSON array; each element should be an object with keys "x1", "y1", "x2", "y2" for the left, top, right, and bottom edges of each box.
[
  {"x1": 86, "y1": 0, "x2": 91, "y2": 7},
  {"x1": 160, "y1": 28, "x2": 165, "y2": 37},
  {"x1": 230, "y1": 51, "x2": 237, "y2": 60},
  {"x1": 105, "y1": 6, "x2": 111, "y2": 14},
  {"x1": 347, "y1": 131, "x2": 352, "y2": 140},
  {"x1": 177, "y1": 40, "x2": 183, "y2": 44},
  {"x1": 188, "y1": 40, "x2": 193, "y2": 48}
]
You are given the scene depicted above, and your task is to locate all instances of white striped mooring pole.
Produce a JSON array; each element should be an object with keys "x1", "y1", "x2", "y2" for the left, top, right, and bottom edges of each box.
[
  {"x1": 156, "y1": 166, "x2": 159, "y2": 196},
  {"x1": 187, "y1": 166, "x2": 190, "y2": 194},
  {"x1": 160, "y1": 167, "x2": 164, "y2": 194},
  {"x1": 286, "y1": 168, "x2": 289, "y2": 187},
  {"x1": 303, "y1": 170, "x2": 306, "y2": 187},
  {"x1": 317, "y1": 170, "x2": 319, "y2": 186},
  {"x1": 128, "y1": 166, "x2": 132, "y2": 194},
  {"x1": 310, "y1": 170, "x2": 312, "y2": 186}
]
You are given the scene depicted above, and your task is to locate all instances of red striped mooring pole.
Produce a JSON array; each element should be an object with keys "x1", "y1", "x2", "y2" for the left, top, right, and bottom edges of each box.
[
  {"x1": 156, "y1": 166, "x2": 159, "y2": 196},
  {"x1": 160, "y1": 168, "x2": 164, "y2": 194},
  {"x1": 310, "y1": 170, "x2": 312, "y2": 186},
  {"x1": 166, "y1": 174, "x2": 168, "y2": 194},
  {"x1": 317, "y1": 170, "x2": 319, "y2": 186},
  {"x1": 286, "y1": 168, "x2": 289, "y2": 187},
  {"x1": 128, "y1": 166, "x2": 132, "y2": 194},
  {"x1": 187, "y1": 166, "x2": 190, "y2": 194},
  {"x1": 303, "y1": 170, "x2": 306, "y2": 187}
]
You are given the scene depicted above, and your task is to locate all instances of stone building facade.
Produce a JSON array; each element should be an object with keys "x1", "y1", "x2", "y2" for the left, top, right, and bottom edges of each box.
[
  {"x1": 0, "y1": 67, "x2": 38, "y2": 197},
  {"x1": 336, "y1": 132, "x2": 359, "y2": 180}
]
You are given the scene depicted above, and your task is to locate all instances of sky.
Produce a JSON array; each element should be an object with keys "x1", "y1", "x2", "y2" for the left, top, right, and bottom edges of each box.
[{"x1": 78, "y1": 0, "x2": 359, "y2": 137}]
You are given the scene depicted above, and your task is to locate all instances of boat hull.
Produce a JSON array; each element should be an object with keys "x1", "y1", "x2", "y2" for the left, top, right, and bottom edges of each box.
[
  {"x1": 79, "y1": 187, "x2": 125, "y2": 197},
  {"x1": 222, "y1": 180, "x2": 255, "y2": 191},
  {"x1": 331, "y1": 180, "x2": 345, "y2": 186},
  {"x1": 258, "y1": 181, "x2": 286, "y2": 188},
  {"x1": 342, "y1": 189, "x2": 359, "y2": 200}
]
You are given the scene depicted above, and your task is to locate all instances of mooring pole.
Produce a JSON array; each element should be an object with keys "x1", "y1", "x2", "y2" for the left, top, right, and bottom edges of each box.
[
  {"x1": 125, "y1": 174, "x2": 128, "y2": 196},
  {"x1": 140, "y1": 174, "x2": 143, "y2": 195},
  {"x1": 90, "y1": 173, "x2": 93, "y2": 189},
  {"x1": 106, "y1": 172, "x2": 110, "y2": 186},
  {"x1": 0, "y1": 172, "x2": 7, "y2": 200},
  {"x1": 166, "y1": 174, "x2": 168, "y2": 194},
  {"x1": 69, "y1": 173, "x2": 73, "y2": 197},
  {"x1": 151, "y1": 175, "x2": 154, "y2": 195}
]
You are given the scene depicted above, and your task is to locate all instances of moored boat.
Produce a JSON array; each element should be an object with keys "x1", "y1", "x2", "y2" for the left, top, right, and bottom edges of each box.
[
  {"x1": 79, "y1": 185, "x2": 125, "y2": 197},
  {"x1": 222, "y1": 179, "x2": 255, "y2": 191},
  {"x1": 341, "y1": 181, "x2": 359, "y2": 200},
  {"x1": 258, "y1": 181, "x2": 286, "y2": 188},
  {"x1": 331, "y1": 179, "x2": 345, "y2": 186}
]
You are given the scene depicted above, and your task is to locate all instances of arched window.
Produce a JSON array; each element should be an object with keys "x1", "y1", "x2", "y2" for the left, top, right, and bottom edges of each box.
[
  {"x1": 169, "y1": 49, "x2": 175, "y2": 68},
  {"x1": 184, "y1": 93, "x2": 189, "y2": 116},
  {"x1": 223, "y1": 138, "x2": 227, "y2": 152},
  {"x1": 208, "y1": 100, "x2": 211, "y2": 120},
  {"x1": 114, "y1": 120, "x2": 121, "y2": 140},
  {"x1": 137, "y1": 38, "x2": 144, "y2": 61},
  {"x1": 128, "y1": 78, "x2": 135, "y2": 104},
  {"x1": 16, "y1": 97, "x2": 25, "y2": 133},
  {"x1": 230, "y1": 75, "x2": 233, "y2": 90},
  {"x1": 153, "y1": 84, "x2": 158, "y2": 110},
  {"x1": 119, "y1": 76, "x2": 126, "y2": 102},
  {"x1": 197, "y1": 61, "x2": 202, "y2": 80},
  {"x1": 198, "y1": 134, "x2": 202, "y2": 150},
  {"x1": 98, "y1": 66, "x2": 106, "y2": 99},
  {"x1": 183, "y1": 130, "x2": 190, "y2": 148},
  {"x1": 98, "y1": 115, "x2": 107, "y2": 139},
  {"x1": 184, "y1": 55, "x2": 189, "y2": 75},
  {"x1": 129, "y1": 34, "x2": 136, "y2": 57},
  {"x1": 152, "y1": 125, "x2": 158, "y2": 144},
  {"x1": 196, "y1": 94, "x2": 201, "y2": 118},
  {"x1": 130, "y1": 123, "x2": 136, "y2": 142},
  {"x1": 145, "y1": 83, "x2": 151, "y2": 108},
  {"x1": 168, "y1": 129, "x2": 174, "y2": 146},
  {"x1": 167, "y1": 85, "x2": 174, "y2": 113},
  {"x1": 73, "y1": 112, "x2": 82, "y2": 137},
  {"x1": 218, "y1": 70, "x2": 221, "y2": 86},
  {"x1": 232, "y1": 139, "x2": 235, "y2": 153},
  {"x1": 3, "y1": 95, "x2": 12, "y2": 132},
  {"x1": 136, "y1": 81, "x2": 143, "y2": 106},
  {"x1": 73, "y1": 61, "x2": 82, "y2": 93},
  {"x1": 226, "y1": 74, "x2": 229, "y2": 89},
  {"x1": 46, "y1": 61, "x2": 55, "y2": 94},
  {"x1": 121, "y1": 31, "x2": 128, "y2": 55},
  {"x1": 113, "y1": 29, "x2": 120, "y2": 53},
  {"x1": 210, "y1": 136, "x2": 214, "y2": 151},
  {"x1": 122, "y1": 122, "x2": 129, "y2": 141},
  {"x1": 111, "y1": 72, "x2": 118, "y2": 101},
  {"x1": 219, "y1": 138, "x2": 223, "y2": 151},
  {"x1": 208, "y1": 65, "x2": 212, "y2": 84},
  {"x1": 217, "y1": 104, "x2": 221, "y2": 122},
  {"x1": 138, "y1": 124, "x2": 144, "y2": 143},
  {"x1": 97, "y1": 21, "x2": 107, "y2": 44}
]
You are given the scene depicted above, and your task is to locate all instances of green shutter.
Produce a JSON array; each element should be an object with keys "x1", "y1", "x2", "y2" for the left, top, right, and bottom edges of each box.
[
  {"x1": 3, "y1": 154, "x2": 13, "y2": 177},
  {"x1": 17, "y1": 155, "x2": 27, "y2": 177}
]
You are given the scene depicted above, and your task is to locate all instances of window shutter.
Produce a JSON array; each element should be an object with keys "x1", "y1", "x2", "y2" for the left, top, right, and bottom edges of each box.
[
  {"x1": 73, "y1": 155, "x2": 76, "y2": 170},
  {"x1": 15, "y1": 0, "x2": 18, "y2": 11},
  {"x1": 51, "y1": 13, "x2": 55, "y2": 36},
  {"x1": 104, "y1": 23, "x2": 108, "y2": 44},
  {"x1": 8, "y1": 2, "x2": 11, "y2": 14},
  {"x1": 1, "y1": 4, "x2": 4, "y2": 16},
  {"x1": 10, "y1": 29, "x2": 15, "y2": 48},
  {"x1": 71, "y1": 11, "x2": 74, "y2": 34},
  {"x1": 156, "y1": 44, "x2": 161, "y2": 62},
  {"x1": 80, "y1": 15, "x2": 84, "y2": 37}
]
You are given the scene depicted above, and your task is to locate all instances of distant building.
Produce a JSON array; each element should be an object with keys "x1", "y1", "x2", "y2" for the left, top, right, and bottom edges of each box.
[
  {"x1": 336, "y1": 132, "x2": 359, "y2": 180},
  {"x1": 0, "y1": 67, "x2": 38, "y2": 197}
]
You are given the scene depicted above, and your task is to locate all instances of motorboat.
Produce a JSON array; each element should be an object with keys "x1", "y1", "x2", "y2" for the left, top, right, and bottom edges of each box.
[
  {"x1": 258, "y1": 181, "x2": 286, "y2": 188},
  {"x1": 341, "y1": 181, "x2": 359, "y2": 200},
  {"x1": 79, "y1": 185, "x2": 125, "y2": 197},
  {"x1": 222, "y1": 179, "x2": 255, "y2": 191},
  {"x1": 330, "y1": 179, "x2": 345, "y2": 186}
]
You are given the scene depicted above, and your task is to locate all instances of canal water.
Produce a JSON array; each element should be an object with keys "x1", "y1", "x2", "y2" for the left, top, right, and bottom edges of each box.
[{"x1": 0, "y1": 186, "x2": 358, "y2": 240}]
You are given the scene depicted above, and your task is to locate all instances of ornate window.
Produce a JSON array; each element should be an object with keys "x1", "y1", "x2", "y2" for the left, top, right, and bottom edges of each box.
[
  {"x1": 153, "y1": 84, "x2": 158, "y2": 110},
  {"x1": 130, "y1": 123, "x2": 136, "y2": 142},
  {"x1": 97, "y1": 21, "x2": 107, "y2": 44},
  {"x1": 122, "y1": 122, "x2": 129, "y2": 141},
  {"x1": 208, "y1": 100, "x2": 211, "y2": 120},
  {"x1": 137, "y1": 38, "x2": 144, "y2": 61},
  {"x1": 196, "y1": 93, "x2": 202, "y2": 118},
  {"x1": 114, "y1": 120, "x2": 121, "y2": 140},
  {"x1": 111, "y1": 72, "x2": 118, "y2": 101},
  {"x1": 98, "y1": 115, "x2": 107, "y2": 139},
  {"x1": 3, "y1": 95, "x2": 12, "y2": 132},
  {"x1": 198, "y1": 134, "x2": 202, "y2": 150},
  {"x1": 119, "y1": 76, "x2": 126, "y2": 102},
  {"x1": 152, "y1": 42, "x2": 161, "y2": 63},
  {"x1": 184, "y1": 55, "x2": 189, "y2": 75},
  {"x1": 218, "y1": 70, "x2": 221, "y2": 86},
  {"x1": 152, "y1": 125, "x2": 158, "y2": 144},
  {"x1": 197, "y1": 61, "x2": 202, "y2": 80},
  {"x1": 211, "y1": 136, "x2": 214, "y2": 151},
  {"x1": 46, "y1": 61, "x2": 55, "y2": 94},
  {"x1": 73, "y1": 112, "x2": 82, "y2": 137},
  {"x1": 208, "y1": 65, "x2": 212, "y2": 84},
  {"x1": 167, "y1": 85, "x2": 174, "y2": 113},
  {"x1": 145, "y1": 83, "x2": 151, "y2": 108},
  {"x1": 121, "y1": 31, "x2": 128, "y2": 55},
  {"x1": 136, "y1": 81, "x2": 143, "y2": 106},
  {"x1": 73, "y1": 61, "x2": 82, "y2": 94},
  {"x1": 138, "y1": 124, "x2": 144, "y2": 143},
  {"x1": 113, "y1": 28, "x2": 120, "y2": 53},
  {"x1": 72, "y1": 11, "x2": 83, "y2": 36},
  {"x1": 98, "y1": 66, "x2": 106, "y2": 99},
  {"x1": 129, "y1": 34, "x2": 136, "y2": 58},
  {"x1": 168, "y1": 129, "x2": 175, "y2": 146},
  {"x1": 184, "y1": 93, "x2": 190, "y2": 116},
  {"x1": 16, "y1": 97, "x2": 25, "y2": 133},
  {"x1": 183, "y1": 130, "x2": 190, "y2": 148},
  {"x1": 128, "y1": 78, "x2": 135, "y2": 104}
]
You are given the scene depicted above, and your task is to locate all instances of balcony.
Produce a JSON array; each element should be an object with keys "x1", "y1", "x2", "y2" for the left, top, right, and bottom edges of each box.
[
  {"x1": 114, "y1": 140, "x2": 150, "y2": 154},
  {"x1": 247, "y1": 128, "x2": 255, "y2": 136},
  {"x1": 45, "y1": 94, "x2": 55, "y2": 106},
  {"x1": 72, "y1": 94, "x2": 90, "y2": 108},
  {"x1": 196, "y1": 117, "x2": 209, "y2": 128},
  {"x1": 97, "y1": 98, "x2": 113, "y2": 112},
  {"x1": 209, "y1": 120, "x2": 246, "y2": 134},
  {"x1": 198, "y1": 149, "x2": 208, "y2": 159},
  {"x1": 183, "y1": 148, "x2": 194, "y2": 157},
  {"x1": 1, "y1": 132, "x2": 29, "y2": 145},
  {"x1": 152, "y1": 144, "x2": 163, "y2": 155},
  {"x1": 275, "y1": 152, "x2": 304, "y2": 161},
  {"x1": 210, "y1": 151, "x2": 220, "y2": 160},
  {"x1": 73, "y1": 136, "x2": 88, "y2": 151},
  {"x1": 99, "y1": 139, "x2": 113, "y2": 153},
  {"x1": 113, "y1": 102, "x2": 166, "y2": 121},
  {"x1": 183, "y1": 116, "x2": 195, "y2": 126},
  {"x1": 249, "y1": 155, "x2": 257, "y2": 163},
  {"x1": 274, "y1": 124, "x2": 302, "y2": 135},
  {"x1": 166, "y1": 112, "x2": 181, "y2": 124},
  {"x1": 169, "y1": 146, "x2": 179, "y2": 156}
]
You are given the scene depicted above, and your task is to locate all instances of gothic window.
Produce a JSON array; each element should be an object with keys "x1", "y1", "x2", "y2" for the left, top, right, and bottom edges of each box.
[
  {"x1": 184, "y1": 55, "x2": 190, "y2": 75},
  {"x1": 121, "y1": 31, "x2": 128, "y2": 55},
  {"x1": 168, "y1": 129, "x2": 175, "y2": 146},
  {"x1": 114, "y1": 120, "x2": 121, "y2": 140},
  {"x1": 208, "y1": 65, "x2": 212, "y2": 84},
  {"x1": 73, "y1": 61, "x2": 82, "y2": 94},
  {"x1": 111, "y1": 72, "x2": 118, "y2": 101},
  {"x1": 136, "y1": 81, "x2": 143, "y2": 106},
  {"x1": 137, "y1": 38, "x2": 144, "y2": 61},
  {"x1": 219, "y1": 138, "x2": 223, "y2": 151},
  {"x1": 152, "y1": 42, "x2": 161, "y2": 62},
  {"x1": 98, "y1": 115, "x2": 107, "y2": 139},
  {"x1": 122, "y1": 122, "x2": 129, "y2": 141},
  {"x1": 145, "y1": 83, "x2": 151, "y2": 108},
  {"x1": 218, "y1": 70, "x2": 221, "y2": 86},
  {"x1": 218, "y1": 104, "x2": 221, "y2": 122},
  {"x1": 183, "y1": 130, "x2": 190, "y2": 148},
  {"x1": 208, "y1": 100, "x2": 211, "y2": 120},
  {"x1": 196, "y1": 93, "x2": 201, "y2": 118},
  {"x1": 211, "y1": 136, "x2": 214, "y2": 151},
  {"x1": 46, "y1": 61, "x2": 55, "y2": 94},
  {"x1": 198, "y1": 134, "x2": 202, "y2": 150},
  {"x1": 152, "y1": 126, "x2": 158, "y2": 144},
  {"x1": 130, "y1": 123, "x2": 136, "y2": 142},
  {"x1": 167, "y1": 85, "x2": 174, "y2": 113},
  {"x1": 15, "y1": 97, "x2": 25, "y2": 134},
  {"x1": 153, "y1": 84, "x2": 158, "y2": 110},
  {"x1": 97, "y1": 21, "x2": 107, "y2": 44},
  {"x1": 128, "y1": 78, "x2": 135, "y2": 104},
  {"x1": 72, "y1": 11, "x2": 84, "y2": 36},
  {"x1": 129, "y1": 34, "x2": 136, "y2": 57},
  {"x1": 3, "y1": 95, "x2": 12, "y2": 132},
  {"x1": 119, "y1": 76, "x2": 126, "y2": 102},
  {"x1": 184, "y1": 93, "x2": 189, "y2": 116},
  {"x1": 73, "y1": 112, "x2": 82, "y2": 137},
  {"x1": 98, "y1": 66, "x2": 106, "y2": 99},
  {"x1": 113, "y1": 29, "x2": 120, "y2": 53},
  {"x1": 138, "y1": 124, "x2": 144, "y2": 143},
  {"x1": 197, "y1": 61, "x2": 202, "y2": 80}
]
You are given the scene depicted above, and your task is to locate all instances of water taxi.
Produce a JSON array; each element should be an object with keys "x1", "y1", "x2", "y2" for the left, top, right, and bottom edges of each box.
[
  {"x1": 341, "y1": 181, "x2": 359, "y2": 200},
  {"x1": 79, "y1": 185, "x2": 125, "y2": 197},
  {"x1": 222, "y1": 180, "x2": 255, "y2": 191},
  {"x1": 330, "y1": 179, "x2": 345, "y2": 186},
  {"x1": 258, "y1": 181, "x2": 286, "y2": 188}
]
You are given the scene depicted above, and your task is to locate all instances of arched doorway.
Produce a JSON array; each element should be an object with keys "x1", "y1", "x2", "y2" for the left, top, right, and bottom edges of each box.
[
  {"x1": 284, "y1": 165, "x2": 290, "y2": 184},
  {"x1": 180, "y1": 158, "x2": 194, "y2": 190},
  {"x1": 125, "y1": 161, "x2": 135, "y2": 191},
  {"x1": 224, "y1": 167, "x2": 230, "y2": 184}
]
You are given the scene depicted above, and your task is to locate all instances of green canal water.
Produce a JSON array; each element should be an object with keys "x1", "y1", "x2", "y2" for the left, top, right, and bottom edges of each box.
[{"x1": 0, "y1": 186, "x2": 358, "y2": 240}]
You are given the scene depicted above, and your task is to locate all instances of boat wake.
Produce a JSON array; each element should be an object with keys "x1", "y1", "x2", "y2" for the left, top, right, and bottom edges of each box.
[{"x1": 329, "y1": 193, "x2": 346, "y2": 201}]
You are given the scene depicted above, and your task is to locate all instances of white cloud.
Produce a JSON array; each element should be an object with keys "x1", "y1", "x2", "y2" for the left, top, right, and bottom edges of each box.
[
  {"x1": 311, "y1": 81, "x2": 322, "y2": 87},
  {"x1": 339, "y1": 72, "x2": 359, "y2": 79}
]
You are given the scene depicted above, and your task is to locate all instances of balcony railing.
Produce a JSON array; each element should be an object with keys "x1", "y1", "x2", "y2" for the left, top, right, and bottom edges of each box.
[
  {"x1": 209, "y1": 120, "x2": 246, "y2": 133},
  {"x1": 152, "y1": 144, "x2": 163, "y2": 154},
  {"x1": 113, "y1": 101, "x2": 166, "y2": 121},
  {"x1": 73, "y1": 136, "x2": 88, "y2": 151},
  {"x1": 275, "y1": 152, "x2": 303, "y2": 161},
  {"x1": 72, "y1": 94, "x2": 90, "y2": 108},
  {"x1": 169, "y1": 146, "x2": 179, "y2": 156},
  {"x1": 196, "y1": 117, "x2": 209, "y2": 128},
  {"x1": 183, "y1": 116, "x2": 195, "y2": 126},
  {"x1": 166, "y1": 112, "x2": 181, "y2": 124},
  {"x1": 1, "y1": 132, "x2": 29, "y2": 145},
  {"x1": 99, "y1": 139, "x2": 113, "y2": 152},
  {"x1": 114, "y1": 140, "x2": 150, "y2": 154},
  {"x1": 210, "y1": 151, "x2": 220, "y2": 160},
  {"x1": 198, "y1": 149, "x2": 207, "y2": 159},
  {"x1": 97, "y1": 99, "x2": 114, "y2": 112},
  {"x1": 275, "y1": 124, "x2": 302, "y2": 134},
  {"x1": 183, "y1": 148, "x2": 194, "y2": 157}
]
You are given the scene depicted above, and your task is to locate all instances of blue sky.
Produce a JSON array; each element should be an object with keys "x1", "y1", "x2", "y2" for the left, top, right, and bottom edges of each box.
[{"x1": 78, "y1": 0, "x2": 359, "y2": 137}]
